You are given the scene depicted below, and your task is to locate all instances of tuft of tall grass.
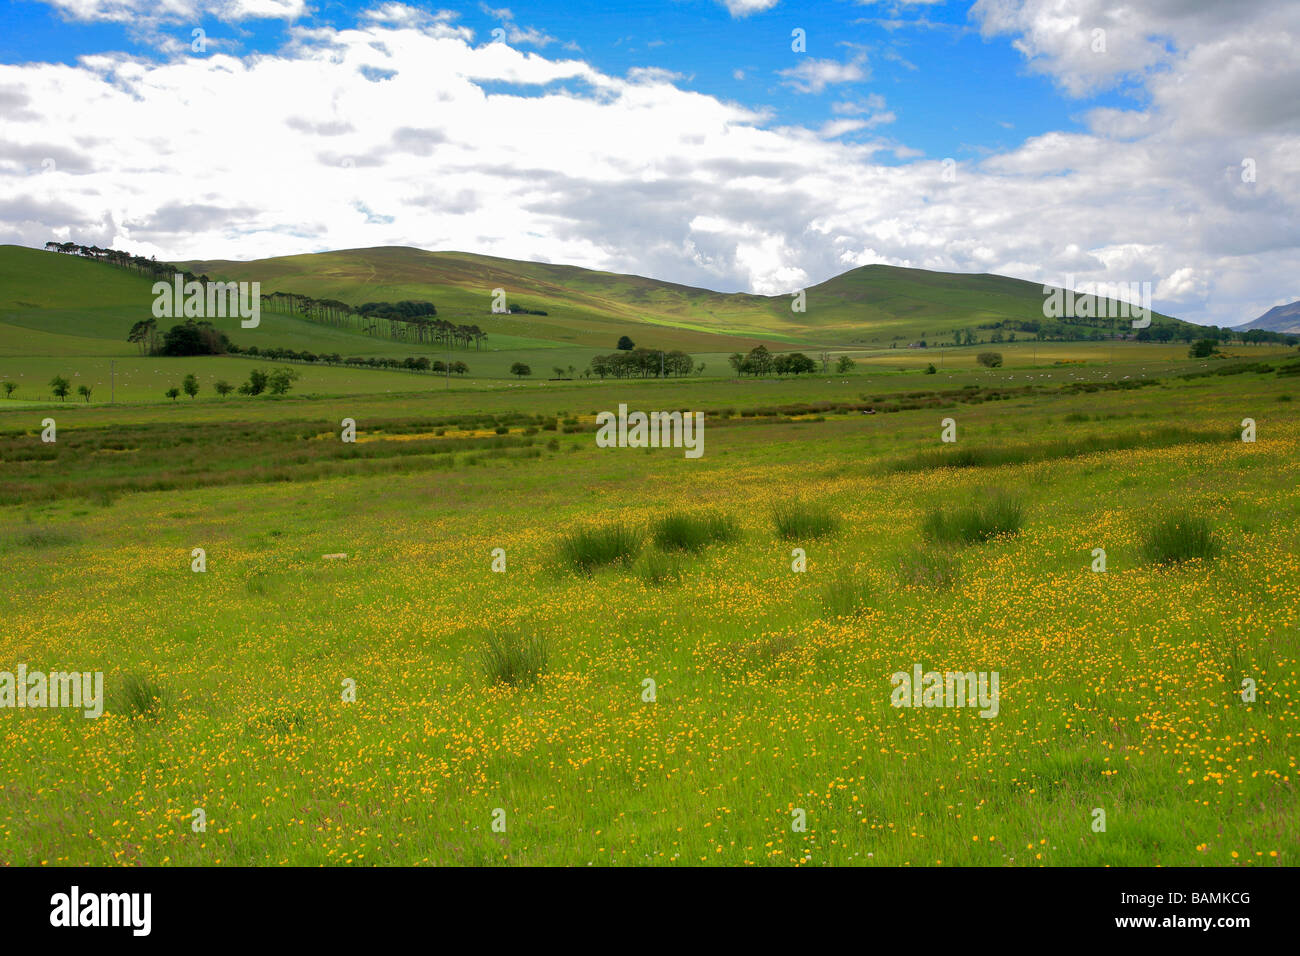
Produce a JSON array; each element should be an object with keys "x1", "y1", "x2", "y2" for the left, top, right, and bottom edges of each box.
[
  {"x1": 887, "y1": 425, "x2": 1236, "y2": 474},
  {"x1": 895, "y1": 544, "x2": 960, "y2": 589},
  {"x1": 479, "y1": 631, "x2": 548, "y2": 687},
  {"x1": 14, "y1": 526, "x2": 82, "y2": 549},
  {"x1": 113, "y1": 672, "x2": 169, "y2": 722},
  {"x1": 821, "y1": 568, "x2": 874, "y2": 617},
  {"x1": 635, "y1": 549, "x2": 685, "y2": 586},
  {"x1": 771, "y1": 500, "x2": 839, "y2": 540},
  {"x1": 651, "y1": 510, "x2": 739, "y2": 552},
  {"x1": 1142, "y1": 510, "x2": 1218, "y2": 565},
  {"x1": 559, "y1": 523, "x2": 643, "y2": 572},
  {"x1": 922, "y1": 491, "x2": 1024, "y2": 545}
]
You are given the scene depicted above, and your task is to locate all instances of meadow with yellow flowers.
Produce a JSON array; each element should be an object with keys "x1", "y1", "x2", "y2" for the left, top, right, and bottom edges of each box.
[{"x1": 0, "y1": 356, "x2": 1295, "y2": 866}]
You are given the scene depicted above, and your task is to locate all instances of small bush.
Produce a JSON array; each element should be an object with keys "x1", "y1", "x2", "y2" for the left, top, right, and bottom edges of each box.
[
  {"x1": 113, "y1": 672, "x2": 169, "y2": 722},
  {"x1": 895, "y1": 544, "x2": 960, "y2": 589},
  {"x1": 923, "y1": 491, "x2": 1024, "y2": 545},
  {"x1": 559, "y1": 523, "x2": 643, "y2": 572},
  {"x1": 1142, "y1": 511, "x2": 1219, "y2": 565},
  {"x1": 771, "y1": 500, "x2": 839, "y2": 540},
  {"x1": 821, "y1": 568, "x2": 874, "y2": 617},
  {"x1": 480, "y1": 631, "x2": 548, "y2": 687},
  {"x1": 651, "y1": 510, "x2": 739, "y2": 552}
]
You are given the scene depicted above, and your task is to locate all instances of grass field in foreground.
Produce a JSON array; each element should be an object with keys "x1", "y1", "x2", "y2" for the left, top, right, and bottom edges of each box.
[{"x1": 0, "y1": 363, "x2": 1295, "y2": 865}]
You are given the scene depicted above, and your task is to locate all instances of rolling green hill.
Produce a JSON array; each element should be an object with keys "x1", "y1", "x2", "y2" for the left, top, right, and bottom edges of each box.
[
  {"x1": 181, "y1": 245, "x2": 1190, "y2": 349},
  {"x1": 1, "y1": 243, "x2": 1193, "y2": 368}
]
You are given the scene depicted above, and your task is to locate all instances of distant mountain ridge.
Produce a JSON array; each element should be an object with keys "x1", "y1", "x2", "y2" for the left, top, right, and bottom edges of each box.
[
  {"x1": 1236, "y1": 300, "x2": 1300, "y2": 334},
  {"x1": 177, "y1": 245, "x2": 1193, "y2": 350},
  {"x1": 0, "y1": 242, "x2": 1206, "y2": 359}
]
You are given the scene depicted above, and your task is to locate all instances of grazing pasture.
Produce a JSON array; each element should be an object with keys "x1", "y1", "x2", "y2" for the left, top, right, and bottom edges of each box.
[{"x1": 0, "y1": 359, "x2": 1295, "y2": 865}]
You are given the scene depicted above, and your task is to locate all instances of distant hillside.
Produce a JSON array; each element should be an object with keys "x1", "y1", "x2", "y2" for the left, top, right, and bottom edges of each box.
[
  {"x1": 1236, "y1": 300, "x2": 1300, "y2": 334},
  {"x1": 1, "y1": 243, "x2": 1199, "y2": 362},
  {"x1": 180, "y1": 245, "x2": 1192, "y2": 349}
]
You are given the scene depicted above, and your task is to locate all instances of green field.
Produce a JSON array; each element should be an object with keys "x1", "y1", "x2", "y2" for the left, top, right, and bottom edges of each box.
[
  {"x1": 1, "y1": 354, "x2": 1297, "y2": 865},
  {"x1": 1, "y1": 242, "x2": 1297, "y2": 866}
]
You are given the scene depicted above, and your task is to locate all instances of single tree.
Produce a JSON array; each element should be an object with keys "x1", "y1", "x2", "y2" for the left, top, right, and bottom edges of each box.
[
  {"x1": 836, "y1": 355, "x2": 855, "y2": 373},
  {"x1": 510, "y1": 362, "x2": 531, "y2": 378},
  {"x1": 50, "y1": 375, "x2": 71, "y2": 401},
  {"x1": 616, "y1": 335, "x2": 635, "y2": 351},
  {"x1": 267, "y1": 368, "x2": 300, "y2": 395},
  {"x1": 2, "y1": 381, "x2": 15, "y2": 398},
  {"x1": 165, "y1": 387, "x2": 180, "y2": 401},
  {"x1": 744, "y1": 345, "x2": 773, "y2": 376},
  {"x1": 77, "y1": 384, "x2": 92, "y2": 402},
  {"x1": 213, "y1": 380, "x2": 233, "y2": 397},
  {"x1": 182, "y1": 373, "x2": 200, "y2": 399},
  {"x1": 238, "y1": 368, "x2": 270, "y2": 396}
]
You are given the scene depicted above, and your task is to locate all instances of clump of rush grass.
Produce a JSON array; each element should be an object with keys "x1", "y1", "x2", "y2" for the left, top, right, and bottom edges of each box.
[
  {"x1": 558, "y1": 523, "x2": 643, "y2": 573},
  {"x1": 922, "y1": 490, "x2": 1024, "y2": 545},
  {"x1": 13, "y1": 526, "x2": 81, "y2": 549},
  {"x1": 821, "y1": 568, "x2": 875, "y2": 617},
  {"x1": 479, "y1": 631, "x2": 548, "y2": 687},
  {"x1": 635, "y1": 548, "x2": 685, "y2": 586},
  {"x1": 895, "y1": 543, "x2": 961, "y2": 590},
  {"x1": 113, "y1": 672, "x2": 169, "y2": 723},
  {"x1": 651, "y1": 510, "x2": 739, "y2": 552},
  {"x1": 771, "y1": 500, "x2": 839, "y2": 540},
  {"x1": 1141, "y1": 510, "x2": 1219, "y2": 565}
]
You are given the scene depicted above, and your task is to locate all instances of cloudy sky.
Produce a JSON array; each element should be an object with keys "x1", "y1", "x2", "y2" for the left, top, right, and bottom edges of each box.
[{"x1": 1, "y1": 0, "x2": 1296, "y2": 325}]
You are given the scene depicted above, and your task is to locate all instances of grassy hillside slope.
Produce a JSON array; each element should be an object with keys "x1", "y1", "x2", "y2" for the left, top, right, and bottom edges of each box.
[
  {"x1": 1, "y1": 243, "x2": 1194, "y2": 369},
  {"x1": 182, "y1": 246, "x2": 1192, "y2": 349}
]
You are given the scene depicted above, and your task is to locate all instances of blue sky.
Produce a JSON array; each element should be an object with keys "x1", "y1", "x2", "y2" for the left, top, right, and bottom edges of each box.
[
  {"x1": 4, "y1": 0, "x2": 1136, "y2": 161},
  {"x1": 1, "y1": 1, "x2": 1296, "y2": 325}
]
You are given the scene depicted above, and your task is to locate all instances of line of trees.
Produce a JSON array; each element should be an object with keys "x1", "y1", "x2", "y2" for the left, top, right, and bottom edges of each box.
[
  {"x1": 228, "y1": 346, "x2": 468, "y2": 374},
  {"x1": 728, "y1": 345, "x2": 817, "y2": 377},
  {"x1": 48, "y1": 239, "x2": 488, "y2": 352},
  {"x1": 261, "y1": 293, "x2": 487, "y2": 348},
  {"x1": 930, "y1": 319, "x2": 1296, "y2": 348},
  {"x1": 45, "y1": 240, "x2": 175, "y2": 280},
  {"x1": 588, "y1": 348, "x2": 698, "y2": 379}
]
